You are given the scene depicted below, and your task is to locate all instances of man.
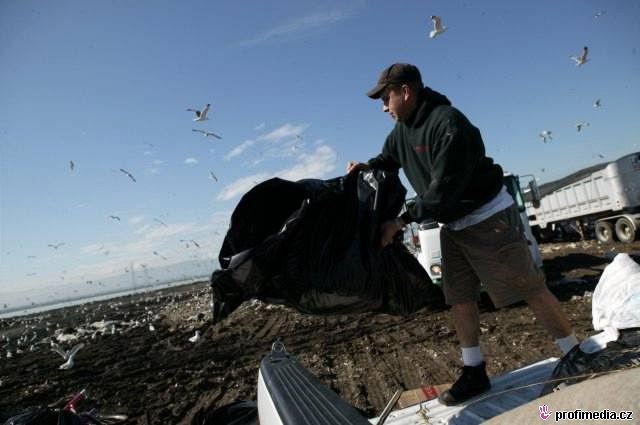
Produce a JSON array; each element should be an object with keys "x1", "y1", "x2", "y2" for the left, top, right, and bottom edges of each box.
[{"x1": 347, "y1": 63, "x2": 578, "y2": 405}]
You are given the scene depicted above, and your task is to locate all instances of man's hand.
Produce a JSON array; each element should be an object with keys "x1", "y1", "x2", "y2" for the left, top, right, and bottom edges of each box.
[
  {"x1": 380, "y1": 218, "x2": 404, "y2": 247},
  {"x1": 346, "y1": 161, "x2": 370, "y2": 174}
]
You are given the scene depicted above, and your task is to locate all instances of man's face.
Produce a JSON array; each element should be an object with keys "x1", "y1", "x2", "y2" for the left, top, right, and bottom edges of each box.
[{"x1": 380, "y1": 84, "x2": 413, "y2": 122}]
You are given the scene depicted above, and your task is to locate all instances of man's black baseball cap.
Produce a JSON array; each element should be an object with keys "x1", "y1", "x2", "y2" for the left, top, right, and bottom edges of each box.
[{"x1": 366, "y1": 63, "x2": 423, "y2": 99}]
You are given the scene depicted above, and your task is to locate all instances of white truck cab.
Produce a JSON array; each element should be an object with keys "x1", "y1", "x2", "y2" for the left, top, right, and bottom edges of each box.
[{"x1": 407, "y1": 174, "x2": 543, "y2": 283}]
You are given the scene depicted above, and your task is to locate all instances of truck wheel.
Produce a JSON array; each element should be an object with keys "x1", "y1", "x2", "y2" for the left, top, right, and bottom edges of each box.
[
  {"x1": 615, "y1": 217, "x2": 636, "y2": 243},
  {"x1": 595, "y1": 221, "x2": 614, "y2": 243}
]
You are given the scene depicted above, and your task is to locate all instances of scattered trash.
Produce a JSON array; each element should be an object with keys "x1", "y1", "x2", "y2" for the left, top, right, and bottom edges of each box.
[{"x1": 2, "y1": 389, "x2": 127, "y2": 425}]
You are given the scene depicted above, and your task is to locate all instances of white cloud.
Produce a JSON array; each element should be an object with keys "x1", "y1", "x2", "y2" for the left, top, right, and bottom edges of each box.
[
  {"x1": 216, "y1": 173, "x2": 271, "y2": 201},
  {"x1": 129, "y1": 215, "x2": 145, "y2": 225},
  {"x1": 184, "y1": 157, "x2": 199, "y2": 165},
  {"x1": 152, "y1": 159, "x2": 165, "y2": 165},
  {"x1": 234, "y1": 10, "x2": 353, "y2": 48},
  {"x1": 225, "y1": 140, "x2": 255, "y2": 161},
  {"x1": 216, "y1": 144, "x2": 337, "y2": 201},
  {"x1": 276, "y1": 145, "x2": 337, "y2": 181},
  {"x1": 259, "y1": 123, "x2": 309, "y2": 142}
]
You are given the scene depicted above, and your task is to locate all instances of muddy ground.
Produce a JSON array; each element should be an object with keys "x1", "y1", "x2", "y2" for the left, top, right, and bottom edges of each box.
[{"x1": 1, "y1": 240, "x2": 640, "y2": 424}]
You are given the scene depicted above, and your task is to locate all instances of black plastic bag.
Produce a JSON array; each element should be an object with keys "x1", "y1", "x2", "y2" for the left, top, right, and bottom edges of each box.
[
  {"x1": 540, "y1": 328, "x2": 640, "y2": 395},
  {"x1": 211, "y1": 170, "x2": 439, "y2": 322}
]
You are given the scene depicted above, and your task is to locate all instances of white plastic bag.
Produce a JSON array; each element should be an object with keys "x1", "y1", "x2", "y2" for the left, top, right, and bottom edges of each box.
[{"x1": 592, "y1": 253, "x2": 640, "y2": 331}]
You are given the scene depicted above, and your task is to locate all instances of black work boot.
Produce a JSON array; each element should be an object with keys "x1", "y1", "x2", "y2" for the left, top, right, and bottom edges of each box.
[{"x1": 438, "y1": 362, "x2": 491, "y2": 406}]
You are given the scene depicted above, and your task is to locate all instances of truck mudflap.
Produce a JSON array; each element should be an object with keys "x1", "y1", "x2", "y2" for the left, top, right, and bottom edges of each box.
[{"x1": 257, "y1": 342, "x2": 370, "y2": 425}]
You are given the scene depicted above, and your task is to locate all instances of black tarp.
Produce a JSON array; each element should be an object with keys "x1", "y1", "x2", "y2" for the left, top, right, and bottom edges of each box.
[
  {"x1": 210, "y1": 170, "x2": 440, "y2": 322},
  {"x1": 540, "y1": 328, "x2": 640, "y2": 395}
]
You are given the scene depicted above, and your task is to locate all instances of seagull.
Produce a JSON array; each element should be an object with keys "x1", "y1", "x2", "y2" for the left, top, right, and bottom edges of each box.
[
  {"x1": 429, "y1": 15, "x2": 447, "y2": 38},
  {"x1": 186, "y1": 104, "x2": 210, "y2": 122},
  {"x1": 594, "y1": 10, "x2": 606, "y2": 18},
  {"x1": 48, "y1": 243, "x2": 65, "y2": 249},
  {"x1": 119, "y1": 168, "x2": 136, "y2": 182},
  {"x1": 188, "y1": 330, "x2": 201, "y2": 343},
  {"x1": 570, "y1": 46, "x2": 589, "y2": 66},
  {"x1": 154, "y1": 218, "x2": 168, "y2": 227},
  {"x1": 109, "y1": 215, "x2": 121, "y2": 221},
  {"x1": 69, "y1": 161, "x2": 75, "y2": 171},
  {"x1": 539, "y1": 130, "x2": 553, "y2": 143},
  {"x1": 593, "y1": 98, "x2": 601, "y2": 108},
  {"x1": 180, "y1": 239, "x2": 200, "y2": 248},
  {"x1": 51, "y1": 342, "x2": 84, "y2": 370},
  {"x1": 192, "y1": 129, "x2": 222, "y2": 139},
  {"x1": 209, "y1": 171, "x2": 218, "y2": 182},
  {"x1": 576, "y1": 122, "x2": 589, "y2": 132},
  {"x1": 153, "y1": 251, "x2": 168, "y2": 260}
]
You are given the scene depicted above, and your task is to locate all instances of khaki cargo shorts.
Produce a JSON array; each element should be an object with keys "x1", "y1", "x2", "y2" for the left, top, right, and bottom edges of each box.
[{"x1": 441, "y1": 204, "x2": 546, "y2": 308}]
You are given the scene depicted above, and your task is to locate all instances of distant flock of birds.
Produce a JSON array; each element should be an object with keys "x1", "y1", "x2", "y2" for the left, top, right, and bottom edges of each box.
[
  {"x1": 43, "y1": 11, "x2": 610, "y2": 273},
  {"x1": 49, "y1": 103, "x2": 222, "y2": 266},
  {"x1": 427, "y1": 14, "x2": 605, "y2": 150},
  {"x1": 67, "y1": 103, "x2": 222, "y2": 184}
]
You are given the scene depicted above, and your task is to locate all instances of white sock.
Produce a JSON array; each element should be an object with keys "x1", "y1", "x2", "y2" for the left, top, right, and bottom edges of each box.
[
  {"x1": 555, "y1": 334, "x2": 579, "y2": 355},
  {"x1": 461, "y1": 346, "x2": 484, "y2": 366}
]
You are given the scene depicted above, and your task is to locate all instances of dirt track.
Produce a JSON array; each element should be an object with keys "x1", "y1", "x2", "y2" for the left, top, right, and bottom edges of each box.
[{"x1": 1, "y1": 240, "x2": 639, "y2": 424}]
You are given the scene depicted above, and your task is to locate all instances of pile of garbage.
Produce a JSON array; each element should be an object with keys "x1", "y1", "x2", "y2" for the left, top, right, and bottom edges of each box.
[{"x1": 3, "y1": 389, "x2": 127, "y2": 424}]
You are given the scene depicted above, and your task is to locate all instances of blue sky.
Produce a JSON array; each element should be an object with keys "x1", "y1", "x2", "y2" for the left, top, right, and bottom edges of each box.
[{"x1": 1, "y1": 0, "x2": 639, "y2": 302}]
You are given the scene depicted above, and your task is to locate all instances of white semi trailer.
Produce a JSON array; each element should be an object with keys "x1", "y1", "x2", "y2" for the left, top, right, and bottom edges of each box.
[
  {"x1": 406, "y1": 173, "x2": 543, "y2": 283},
  {"x1": 526, "y1": 152, "x2": 640, "y2": 244}
]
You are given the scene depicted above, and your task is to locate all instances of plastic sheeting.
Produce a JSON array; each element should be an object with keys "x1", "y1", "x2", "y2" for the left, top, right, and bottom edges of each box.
[
  {"x1": 592, "y1": 253, "x2": 640, "y2": 331},
  {"x1": 540, "y1": 254, "x2": 640, "y2": 395},
  {"x1": 540, "y1": 328, "x2": 640, "y2": 395},
  {"x1": 211, "y1": 170, "x2": 440, "y2": 321}
]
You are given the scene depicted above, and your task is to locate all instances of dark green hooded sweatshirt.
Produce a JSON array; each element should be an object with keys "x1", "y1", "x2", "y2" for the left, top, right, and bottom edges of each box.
[{"x1": 367, "y1": 87, "x2": 503, "y2": 224}]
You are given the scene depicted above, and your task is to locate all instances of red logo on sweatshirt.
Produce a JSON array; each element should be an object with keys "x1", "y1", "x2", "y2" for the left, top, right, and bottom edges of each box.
[{"x1": 415, "y1": 145, "x2": 428, "y2": 153}]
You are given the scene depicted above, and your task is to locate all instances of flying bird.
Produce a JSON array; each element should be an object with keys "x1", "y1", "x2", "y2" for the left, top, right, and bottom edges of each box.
[
  {"x1": 186, "y1": 104, "x2": 210, "y2": 122},
  {"x1": 593, "y1": 98, "x2": 601, "y2": 108},
  {"x1": 51, "y1": 342, "x2": 84, "y2": 370},
  {"x1": 594, "y1": 10, "x2": 606, "y2": 18},
  {"x1": 539, "y1": 130, "x2": 553, "y2": 143},
  {"x1": 119, "y1": 168, "x2": 136, "y2": 182},
  {"x1": 576, "y1": 122, "x2": 589, "y2": 132},
  {"x1": 69, "y1": 161, "x2": 75, "y2": 171},
  {"x1": 153, "y1": 251, "x2": 168, "y2": 260},
  {"x1": 209, "y1": 171, "x2": 218, "y2": 182},
  {"x1": 109, "y1": 215, "x2": 121, "y2": 221},
  {"x1": 429, "y1": 15, "x2": 447, "y2": 38},
  {"x1": 570, "y1": 46, "x2": 589, "y2": 66},
  {"x1": 48, "y1": 243, "x2": 65, "y2": 249},
  {"x1": 154, "y1": 218, "x2": 168, "y2": 227},
  {"x1": 192, "y1": 129, "x2": 222, "y2": 139}
]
